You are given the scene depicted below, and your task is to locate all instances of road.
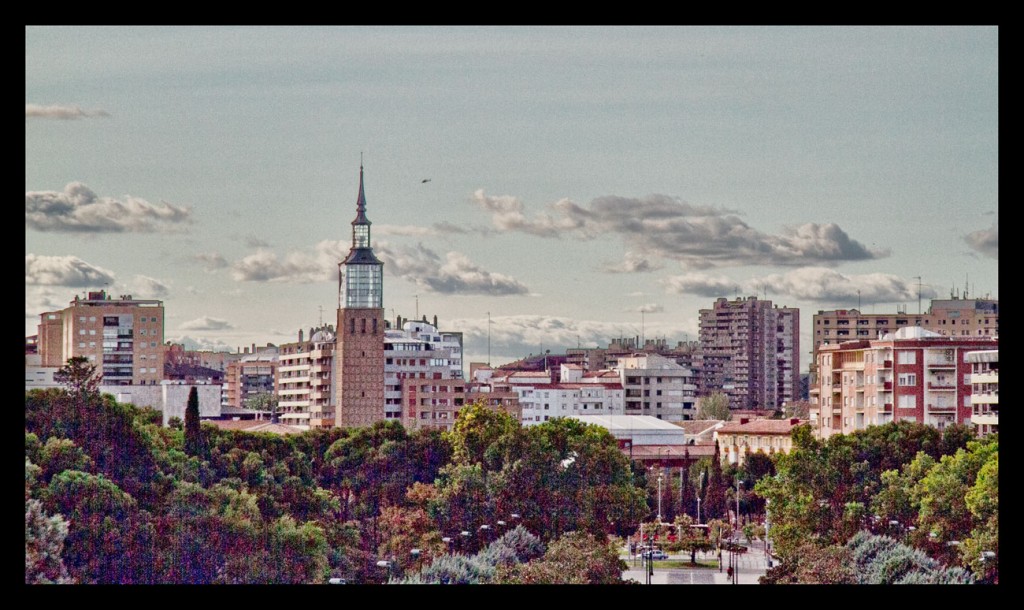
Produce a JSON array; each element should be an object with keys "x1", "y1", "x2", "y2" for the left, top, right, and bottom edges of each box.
[{"x1": 622, "y1": 540, "x2": 771, "y2": 585}]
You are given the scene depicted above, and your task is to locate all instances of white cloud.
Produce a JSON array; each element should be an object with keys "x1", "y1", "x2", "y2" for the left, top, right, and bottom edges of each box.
[
  {"x1": 377, "y1": 242, "x2": 529, "y2": 296},
  {"x1": 25, "y1": 254, "x2": 116, "y2": 287},
  {"x1": 601, "y1": 251, "x2": 663, "y2": 274},
  {"x1": 746, "y1": 268, "x2": 938, "y2": 304},
  {"x1": 166, "y1": 334, "x2": 234, "y2": 352},
  {"x1": 662, "y1": 272, "x2": 743, "y2": 297},
  {"x1": 26, "y1": 182, "x2": 192, "y2": 233},
  {"x1": 964, "y1": 225, "x2": 997, "y2": 259},
  {"x1": 122, "y1": 275, "x2": 170, "y2": 299},
  {"x1": 26, "y1": 103, "x2": 110, "y2": 120},
  {"x1": 179, "y1": 317, "x2": 235, "y2": 331},
  {"x1": 195, "y1": 252, "x2": 229, "y2": 272},
  {"x1": 626, "y1": 303, "x2": 665, "y2": 314},
  {"x1": 449, "y1": 314, "x2": 697, "y2": 364},
  {"x1": 375, "y1": 222, "x2": 470, "y2": 237},
  {"x1": 472, "y1": 190, "x2": 885, "y2": 268},
  {"x1": 230, "y1": 240, "x2": 347, "y2": 283}
]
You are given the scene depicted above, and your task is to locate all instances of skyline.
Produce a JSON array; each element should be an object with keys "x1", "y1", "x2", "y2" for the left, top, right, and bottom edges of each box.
[{"x1": 26, "y1": 26, "x2": 999, "y2": 371}]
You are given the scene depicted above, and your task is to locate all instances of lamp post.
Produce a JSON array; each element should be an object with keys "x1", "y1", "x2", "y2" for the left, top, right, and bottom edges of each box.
[
  {"x1": 697, "y1": 497, "x2": 702, "y2": 525},
  {"x1": 764, "y1": 498, "x2": 771, "y2": 569},
  {"x1": 736, "y1": 479, "x2": 743, "y2": 528},
  {"x1": 657, "y1": 473, "x2": 664, "y2": 523},
  {"x1": 479, "y1": 524, "x2": 492, "y2": 548}
]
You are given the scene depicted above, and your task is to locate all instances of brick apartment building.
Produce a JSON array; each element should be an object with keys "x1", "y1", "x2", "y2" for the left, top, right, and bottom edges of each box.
[
  {"x1": 37, "y1": 290, "x2": 165, "y2": 386},
  {"x1": 810, "y1": 326, "x2": 997, "y2": 439}
]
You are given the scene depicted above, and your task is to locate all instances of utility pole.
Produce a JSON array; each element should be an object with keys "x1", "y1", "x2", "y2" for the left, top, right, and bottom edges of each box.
[
  {"x1": 913, "y1": 276, "x2": 922, "y2": 314},
  {"x1": 487, "y1": 312, "x2": 491, "y2": 367}
]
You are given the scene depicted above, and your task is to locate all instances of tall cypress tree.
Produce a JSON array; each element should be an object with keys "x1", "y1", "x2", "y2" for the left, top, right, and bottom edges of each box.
[
  {"x1": 704, "y1": 441, "x2": 727, "y2": 521},
  {"x1": 184, "y1": 387, "x2": 203, "y2": 457}
]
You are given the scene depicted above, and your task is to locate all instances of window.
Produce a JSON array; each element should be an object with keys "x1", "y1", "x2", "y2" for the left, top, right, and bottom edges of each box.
[
  {"x1": 898, "y1": 395, "x2": 916, "y2": 409},
  {"x1": 897, "y1": 351, "x2": 916, "y2": 365},
  {"x1": 898, "y1": 373, "x2": 917, "y2": 386}
]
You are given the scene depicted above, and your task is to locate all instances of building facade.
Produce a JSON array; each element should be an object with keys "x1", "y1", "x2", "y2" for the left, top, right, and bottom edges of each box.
[
  {"x1": 334, "y1": 164, "x2": 386, "y2": 428},
  {"x1": 810, "y1": 296, "x2": 998, "y2": 377},
  {"x1": 697, "y1": 296, "x2": 800, "y2": 412},
  {"x1": 37, "y1": 290, "x2": 165, "y2": 386},
  {"x1": 223, "y1": 349, "x2": 278, "y2": 409},
  {"x1": 615, "y1": 353, "x2": 697, "y2": 421},
  {"x1": 713, "y1": 417, "x2": 806, "y2": 465},
  {"x1": 277, "y1": 326, "x2": 336, "y2": 428},
  {"x1": 966, "y1": 349, "x2": 998, "y2": 438},
  {"x1": 810, "y1": 327, "x2": 996, "y2": 439}
]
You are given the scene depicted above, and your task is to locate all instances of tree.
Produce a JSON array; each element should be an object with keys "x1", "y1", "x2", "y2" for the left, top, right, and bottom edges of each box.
[
  {"x1": 244, "y1": 392, "x2": 278, "y2": 418},
  {"x1": 783, "y1": 400, "x2": 812, "y2": 420},
  {"x1": 54, "y1": 356, "x2": 99, "y2": 399},
  {"x1": 696, "y1": 392, "x2": 731, "y2": 421},
  {"x1": 25, "y1": 459, "x2": 74, "y2": 584},
  {"x1": 184, "y1": 387, "x2": 206, "y2": 458},
  {"x1": 494, "y1": 531, "x2": 626, "y2": 584}
]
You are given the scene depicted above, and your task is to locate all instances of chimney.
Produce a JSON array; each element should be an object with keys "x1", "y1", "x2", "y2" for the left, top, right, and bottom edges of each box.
[{"x1": 739, "y1": 417, "x2": 750, "y2": 425}]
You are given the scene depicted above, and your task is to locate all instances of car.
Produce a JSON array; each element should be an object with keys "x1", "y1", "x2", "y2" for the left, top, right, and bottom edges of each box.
[{"x1": 647, "y1": 549, "x2": 669, "y2": 560}]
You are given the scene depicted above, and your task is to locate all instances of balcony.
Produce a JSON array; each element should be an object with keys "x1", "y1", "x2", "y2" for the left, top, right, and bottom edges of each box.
[
  {"x1": 927, "y1": 360, "x2": 956, "y2": 370},
  {"x1": 883, "y1": 381, "x2": 893, "y2": 390},
  {"x1": 881, "y1": 403, "x2": 893, "y2": 411},
  {"x1": 927, "y1": 403, "x2": 957, "y2": 412},
  {"x1": 927, "y1": 382, "x2": 955, "y2": 390},
  {"x1": 971, "y1": 372, "x2": 998, "y2": 384},
  {"x1": 880, "y1": 360, "x2": 893, "y2": 369},
  {"x1": 971, "y1": 391, "x2": 998, "y2": 404}
]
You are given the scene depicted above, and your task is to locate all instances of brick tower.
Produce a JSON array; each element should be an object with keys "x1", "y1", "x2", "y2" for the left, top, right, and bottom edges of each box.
[{"x1": 334, "y1": 163, "x2": 385, "y2": 427}]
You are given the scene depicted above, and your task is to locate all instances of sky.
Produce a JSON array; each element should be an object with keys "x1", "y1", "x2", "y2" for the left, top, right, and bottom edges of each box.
[{"x1": 25, "y1": 26, "x2": 999, "y2": 372}]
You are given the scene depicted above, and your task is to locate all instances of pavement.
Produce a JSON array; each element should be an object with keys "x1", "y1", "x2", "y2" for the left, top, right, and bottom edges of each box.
[{"x1": 622, "y1": 540, "x2": 771, "y2": 585}]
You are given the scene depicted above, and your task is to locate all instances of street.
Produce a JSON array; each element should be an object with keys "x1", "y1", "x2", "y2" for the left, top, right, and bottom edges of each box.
[{"x1": 622, "y1": 539, "x2": 770, "y2": 585}]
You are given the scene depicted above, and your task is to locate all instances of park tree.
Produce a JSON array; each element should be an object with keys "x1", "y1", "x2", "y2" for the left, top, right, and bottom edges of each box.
[
  {"x1": 54, "y1": 356, "x2": 99, "y2": 399},
  {"x1": 494, "y1": 531, "x2": 626, "y2": 584},
  {"x1": 25, "y1": 459, "x2": 74, "y2": 584},
  {"x1": 696, "y1": 392, "x2": 731, "y2": 420},
  {"x1": 184, "y1": 386, "x2": 206, "y2": 458}
]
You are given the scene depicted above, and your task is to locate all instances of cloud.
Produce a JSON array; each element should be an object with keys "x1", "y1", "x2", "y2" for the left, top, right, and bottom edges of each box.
[
  {"x1": 122, "y1": 275, "x2": 170, "y2": 299},
  {"x1": 747, "y1": 268, "x2": 937, "y2": 304},
  {"x1": 230, "y1": 240, "x2": 347, "y2": 283},
  {"x1": 449, "y1": 314, "x2": 697, "y2": 364},
  {"x1": 26, "y1": 104, "x2": 110, "y2": 120},
  {"x1": 194, "y1": 252, "x2": 229, "y2": 272},
  {"x1": 179, "y1": 317, "x2": 235, "y2": 331},
  {"x1": 166, "y1": 334, "x2": 234, "y2": 352},
  {"x1": 377, "y1": 242, "x2": 529, "y2": 296},
  {"x1": 25, "y1": 254, "x2": 116, "y2": 287},
  {"x1": 601, "y1": 252, "x2": 663, "y2": 274},
  {"x1": 25, "y1": 288, "x2": 67, "y2": 321},
  {"x1": 964, "y1": 225, "x2": 998, "y2": 259},
  {"x1": 662, "y1": 272, "x2": 743, "y2": 298},
  {"x1": 26, "y1": 182, "x2": 192, "y2": 233},
  {"x1": 472, "y1": 190, "x2": 885, "y2": 268},
  {"x1": 375, "y1": 222, "x2": 470, "y2": 237},
  {"x1": 626, "y1": 303, "x2": 664, "y2": 314}
]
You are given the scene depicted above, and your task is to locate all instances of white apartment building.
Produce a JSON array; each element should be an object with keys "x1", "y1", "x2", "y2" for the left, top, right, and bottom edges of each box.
[
  {"x1": 276, "y1": 326, "x2": 336, "y2": 429},
  {"x1": 615, "y1": 353, "x2": 698, "y2": 422},
  {"x1": 966, "y1": 349, "x2": 998, "y2": 437},
  {"x1": 384, "y1": 320, "x2": 464, "y2": 420}
]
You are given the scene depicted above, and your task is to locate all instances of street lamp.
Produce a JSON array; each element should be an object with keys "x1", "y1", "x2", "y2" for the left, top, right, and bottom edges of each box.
[
  {"x1": 736, "y1": 479, "x2": 743, "y2": 528},
  {"x1": 696, "y1": 497, "x2": 702, "y2": 525},
  {"x1": 657, "y1": 474, "x2": 663, "y2": 523}
]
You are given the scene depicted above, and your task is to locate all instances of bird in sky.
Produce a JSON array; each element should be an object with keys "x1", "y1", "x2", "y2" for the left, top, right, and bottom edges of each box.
[{"x1": 421, "y1": 178, "x2": 431, "y2": 183}]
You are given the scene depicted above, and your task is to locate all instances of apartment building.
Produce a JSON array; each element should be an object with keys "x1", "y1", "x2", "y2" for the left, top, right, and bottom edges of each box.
[
  {"x1": 966, "y1": 349, "x2": 998, "y2": 437},
  {"x1": 714, "y1": 417, "x2": 806, "y2": 465},
  {"x1": 400, "y1": 377, "x2": 521, "y2": 431},
  {"x1": 810, "y1": 327, "x2": 996, "y2": 439},
  {"x1": 810, "y1": 296, "x2": 998, "y2": 376},
  {"x1": 615, "y1": 353, "x2": 698, "y2": 422},
  {"x1": 223, "y1": 349, "x2": 278, "y2": 410},
  {"x1": 697, "y1": 296, "x2": 800, "y2": 412},
  {"x1": 37, "y1": 290, "x2": 165, "y2": 386},
  {"x1": 276, "y1": 326, "x2": 336, "y2": 429}
]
